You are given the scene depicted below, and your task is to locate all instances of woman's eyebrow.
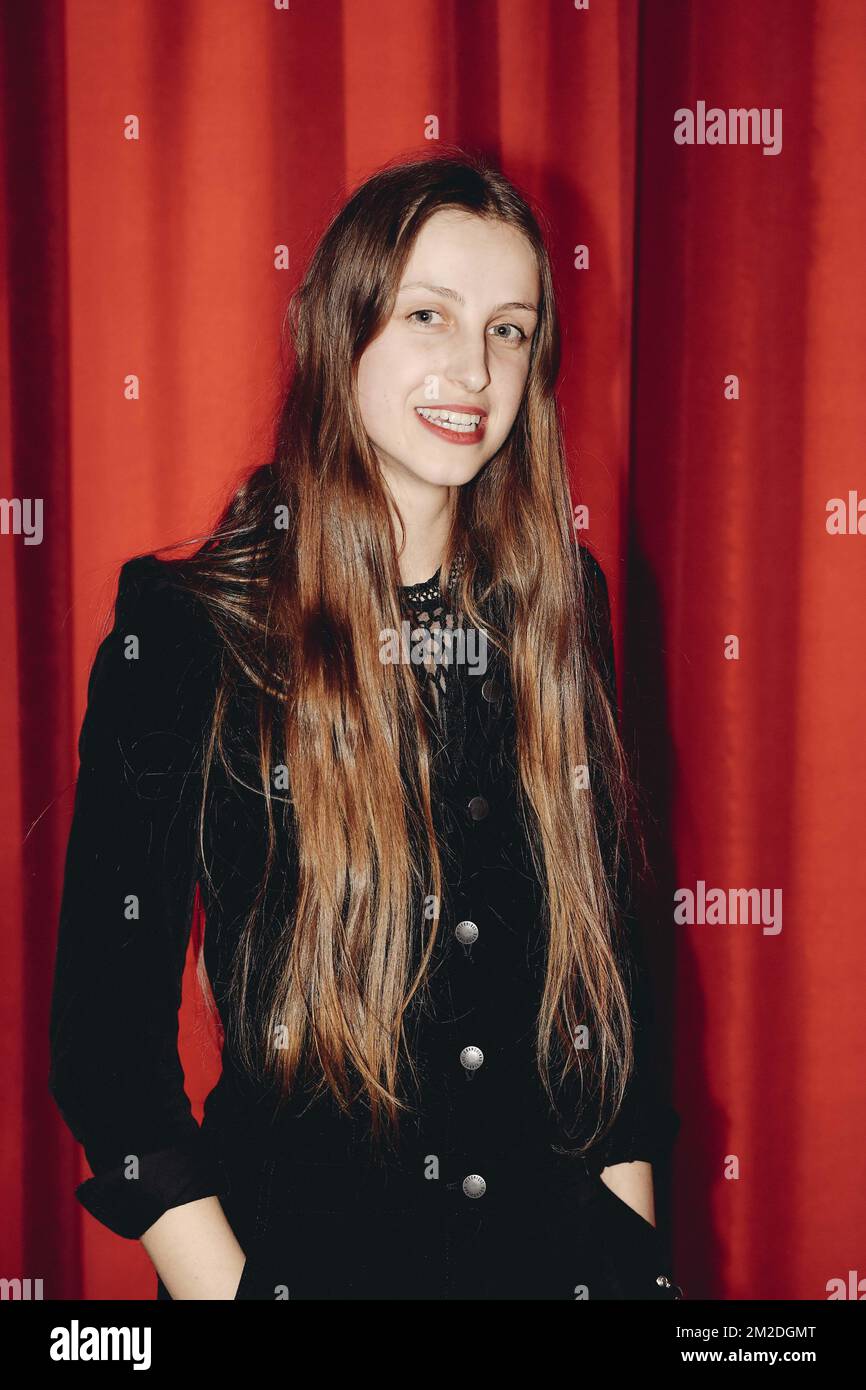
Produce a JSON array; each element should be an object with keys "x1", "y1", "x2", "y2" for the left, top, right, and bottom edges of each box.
[{"x1": 397, "y1": 281, "x2": 538, "y2": 315}]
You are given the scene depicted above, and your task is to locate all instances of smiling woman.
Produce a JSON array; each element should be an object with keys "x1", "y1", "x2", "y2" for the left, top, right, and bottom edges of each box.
[
  {"x1": 49, "y1": 150, "x2": 681, "y2": 1301},
  {"x1": 357, "y1": 210, "x2": 539, "y2": 533},
  {"x1": 414, "y1": 405, "x2": 488, "y2": 442}
]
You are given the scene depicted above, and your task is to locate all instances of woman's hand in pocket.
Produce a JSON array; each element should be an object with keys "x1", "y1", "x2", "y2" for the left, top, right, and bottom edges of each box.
[
  {"x1": 141, "y1": 1196, "x2": 248, "y2": 1299},
  {"x1": 598, "y1": 1160, "x2": 656, "y2": 1226}
]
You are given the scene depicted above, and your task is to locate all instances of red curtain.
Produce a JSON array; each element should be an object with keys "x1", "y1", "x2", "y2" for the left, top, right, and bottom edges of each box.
[{"x1": 2, "y1": 0, "x2": 863, "y2": 1301}]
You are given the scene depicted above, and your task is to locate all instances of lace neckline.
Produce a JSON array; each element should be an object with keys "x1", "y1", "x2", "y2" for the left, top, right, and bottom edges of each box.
[
  {"x1": 399, "y1": 569, "x2": 442, "y2": 604},
  {"x1": 397, "y1": 553, "x2": 466, "y2": 723},
  {"x1": 398, "y1": 550, "x2": 465, "y2": 604}
]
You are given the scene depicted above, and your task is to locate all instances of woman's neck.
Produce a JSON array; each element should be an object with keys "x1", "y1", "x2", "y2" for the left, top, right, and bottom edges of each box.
[
  {"x1": 381, "y1": 473, "x2": 455, "y2": 586},
  {"x1": 397, "y1": 542, "x2": 446, "y2": 587}
]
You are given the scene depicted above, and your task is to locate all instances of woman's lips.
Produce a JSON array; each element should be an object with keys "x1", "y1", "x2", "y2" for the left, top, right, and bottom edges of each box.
[{"x1": 413, "y1": 406, "x2": 487, "y2": 445}]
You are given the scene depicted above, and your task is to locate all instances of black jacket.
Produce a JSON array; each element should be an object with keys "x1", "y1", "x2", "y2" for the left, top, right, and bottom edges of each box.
[{"x1": 48, "y1": 547, "x2": 680, "y2": 1255}]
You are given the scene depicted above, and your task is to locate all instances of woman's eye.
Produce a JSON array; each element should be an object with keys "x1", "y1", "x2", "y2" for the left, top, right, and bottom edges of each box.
[
  {"x1": 489, "y1": 323, "x2": 527, "y2": 344},
  {"x1": 405, "y1": 310, "x2": 528, "y2": 344}
]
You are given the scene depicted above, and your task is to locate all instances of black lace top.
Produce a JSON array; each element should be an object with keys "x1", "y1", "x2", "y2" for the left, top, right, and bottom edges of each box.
[{"x1": 398, "y1": 558, "x2": 465, "y2": 720}]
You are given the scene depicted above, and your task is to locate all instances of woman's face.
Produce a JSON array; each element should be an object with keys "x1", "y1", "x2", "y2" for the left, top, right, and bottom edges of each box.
[{"x1": 356, "y1": 208, "x2": 540, "y2": 494}]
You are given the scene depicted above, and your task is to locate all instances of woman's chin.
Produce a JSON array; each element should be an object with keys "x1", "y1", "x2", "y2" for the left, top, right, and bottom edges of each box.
[{"x1": 407, "y1": 453, "x2": 492, "y2": 489}]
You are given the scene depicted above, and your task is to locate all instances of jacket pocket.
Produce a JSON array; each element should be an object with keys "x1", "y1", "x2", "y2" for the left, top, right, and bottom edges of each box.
[
  {"x1": 233, "y1": 1253, "x2": 256, "y2": 1300},
  {"x1": 592, "y1": 1178, "x2": 684, "y2": 1299},
  {"x1": 593, "y1": 1175, "x2": 658, "y2": 1231},
  {"x1": 232, "y1": 1239, "x2": 282, "y2": 1300}
]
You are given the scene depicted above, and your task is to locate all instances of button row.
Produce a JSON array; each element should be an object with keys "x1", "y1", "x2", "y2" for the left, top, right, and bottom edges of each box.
[{"x1": 451, "y1": 768, "x2": 490, "y2": 1198}]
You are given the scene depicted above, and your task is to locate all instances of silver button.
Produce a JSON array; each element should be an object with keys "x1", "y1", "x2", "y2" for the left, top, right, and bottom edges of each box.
[
  {"x1": 462, "y1": 1174, "x2": 486, "y2": 1199},
  {"x1": 468, "y1": 795, "x2": 489, "y2": 821},
  {"x1": 460, "y1": 1045, "x2": 484, "y2": 1071},
  {"x1": 455, "y1": 919, "x2": 479, "y2": 945},
  {"x1": 481, "y1": 678, "x2": 502, "y2": 703},
  {"x1": 656, "y1": 1274, "x2": 684, "y2": 1298}
]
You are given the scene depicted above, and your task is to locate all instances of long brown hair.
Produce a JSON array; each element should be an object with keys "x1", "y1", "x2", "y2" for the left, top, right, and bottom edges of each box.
[{"x1": 144, "y1": 150, "x2": 647, "y2": 1155}]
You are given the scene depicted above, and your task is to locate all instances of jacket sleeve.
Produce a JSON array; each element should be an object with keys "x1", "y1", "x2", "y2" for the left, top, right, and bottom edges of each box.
[
  {"x1": 579, "y1": 547, "x2": 681, "y2": 1169},
  {"x1": 48, "y1": 555, "x2": 232, "y2": 1239}
]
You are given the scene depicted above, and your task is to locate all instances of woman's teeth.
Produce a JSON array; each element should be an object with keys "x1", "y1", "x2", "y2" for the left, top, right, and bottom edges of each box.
[{"x1": 415, "y1": 407, "x2": 483, "y2": 433}]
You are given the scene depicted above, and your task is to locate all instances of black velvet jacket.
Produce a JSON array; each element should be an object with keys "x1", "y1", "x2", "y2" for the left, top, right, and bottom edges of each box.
[{"x1": 48, "y1": 546, "x2": 680, "y2": 1253}]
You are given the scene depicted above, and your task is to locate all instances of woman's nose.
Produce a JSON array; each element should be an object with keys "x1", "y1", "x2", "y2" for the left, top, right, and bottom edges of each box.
[{"x1": 442, "y1": 334, "x2": 491, "y2": 394}]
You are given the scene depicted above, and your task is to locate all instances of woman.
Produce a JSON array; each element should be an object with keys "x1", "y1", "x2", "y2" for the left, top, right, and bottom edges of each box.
[{"x1": 48, "y1": 152, "x2": 682, "y2": 1300}]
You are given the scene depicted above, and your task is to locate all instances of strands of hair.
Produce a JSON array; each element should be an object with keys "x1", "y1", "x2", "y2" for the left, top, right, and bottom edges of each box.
[{"x1": 133, "y1": 150, "x2": 647, "y2": 1157}]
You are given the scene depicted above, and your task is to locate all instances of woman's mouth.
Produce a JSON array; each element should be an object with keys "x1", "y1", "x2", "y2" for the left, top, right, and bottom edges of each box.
[{"x1": 414, "y1": 406, "x2": 487, "y2": 445}]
